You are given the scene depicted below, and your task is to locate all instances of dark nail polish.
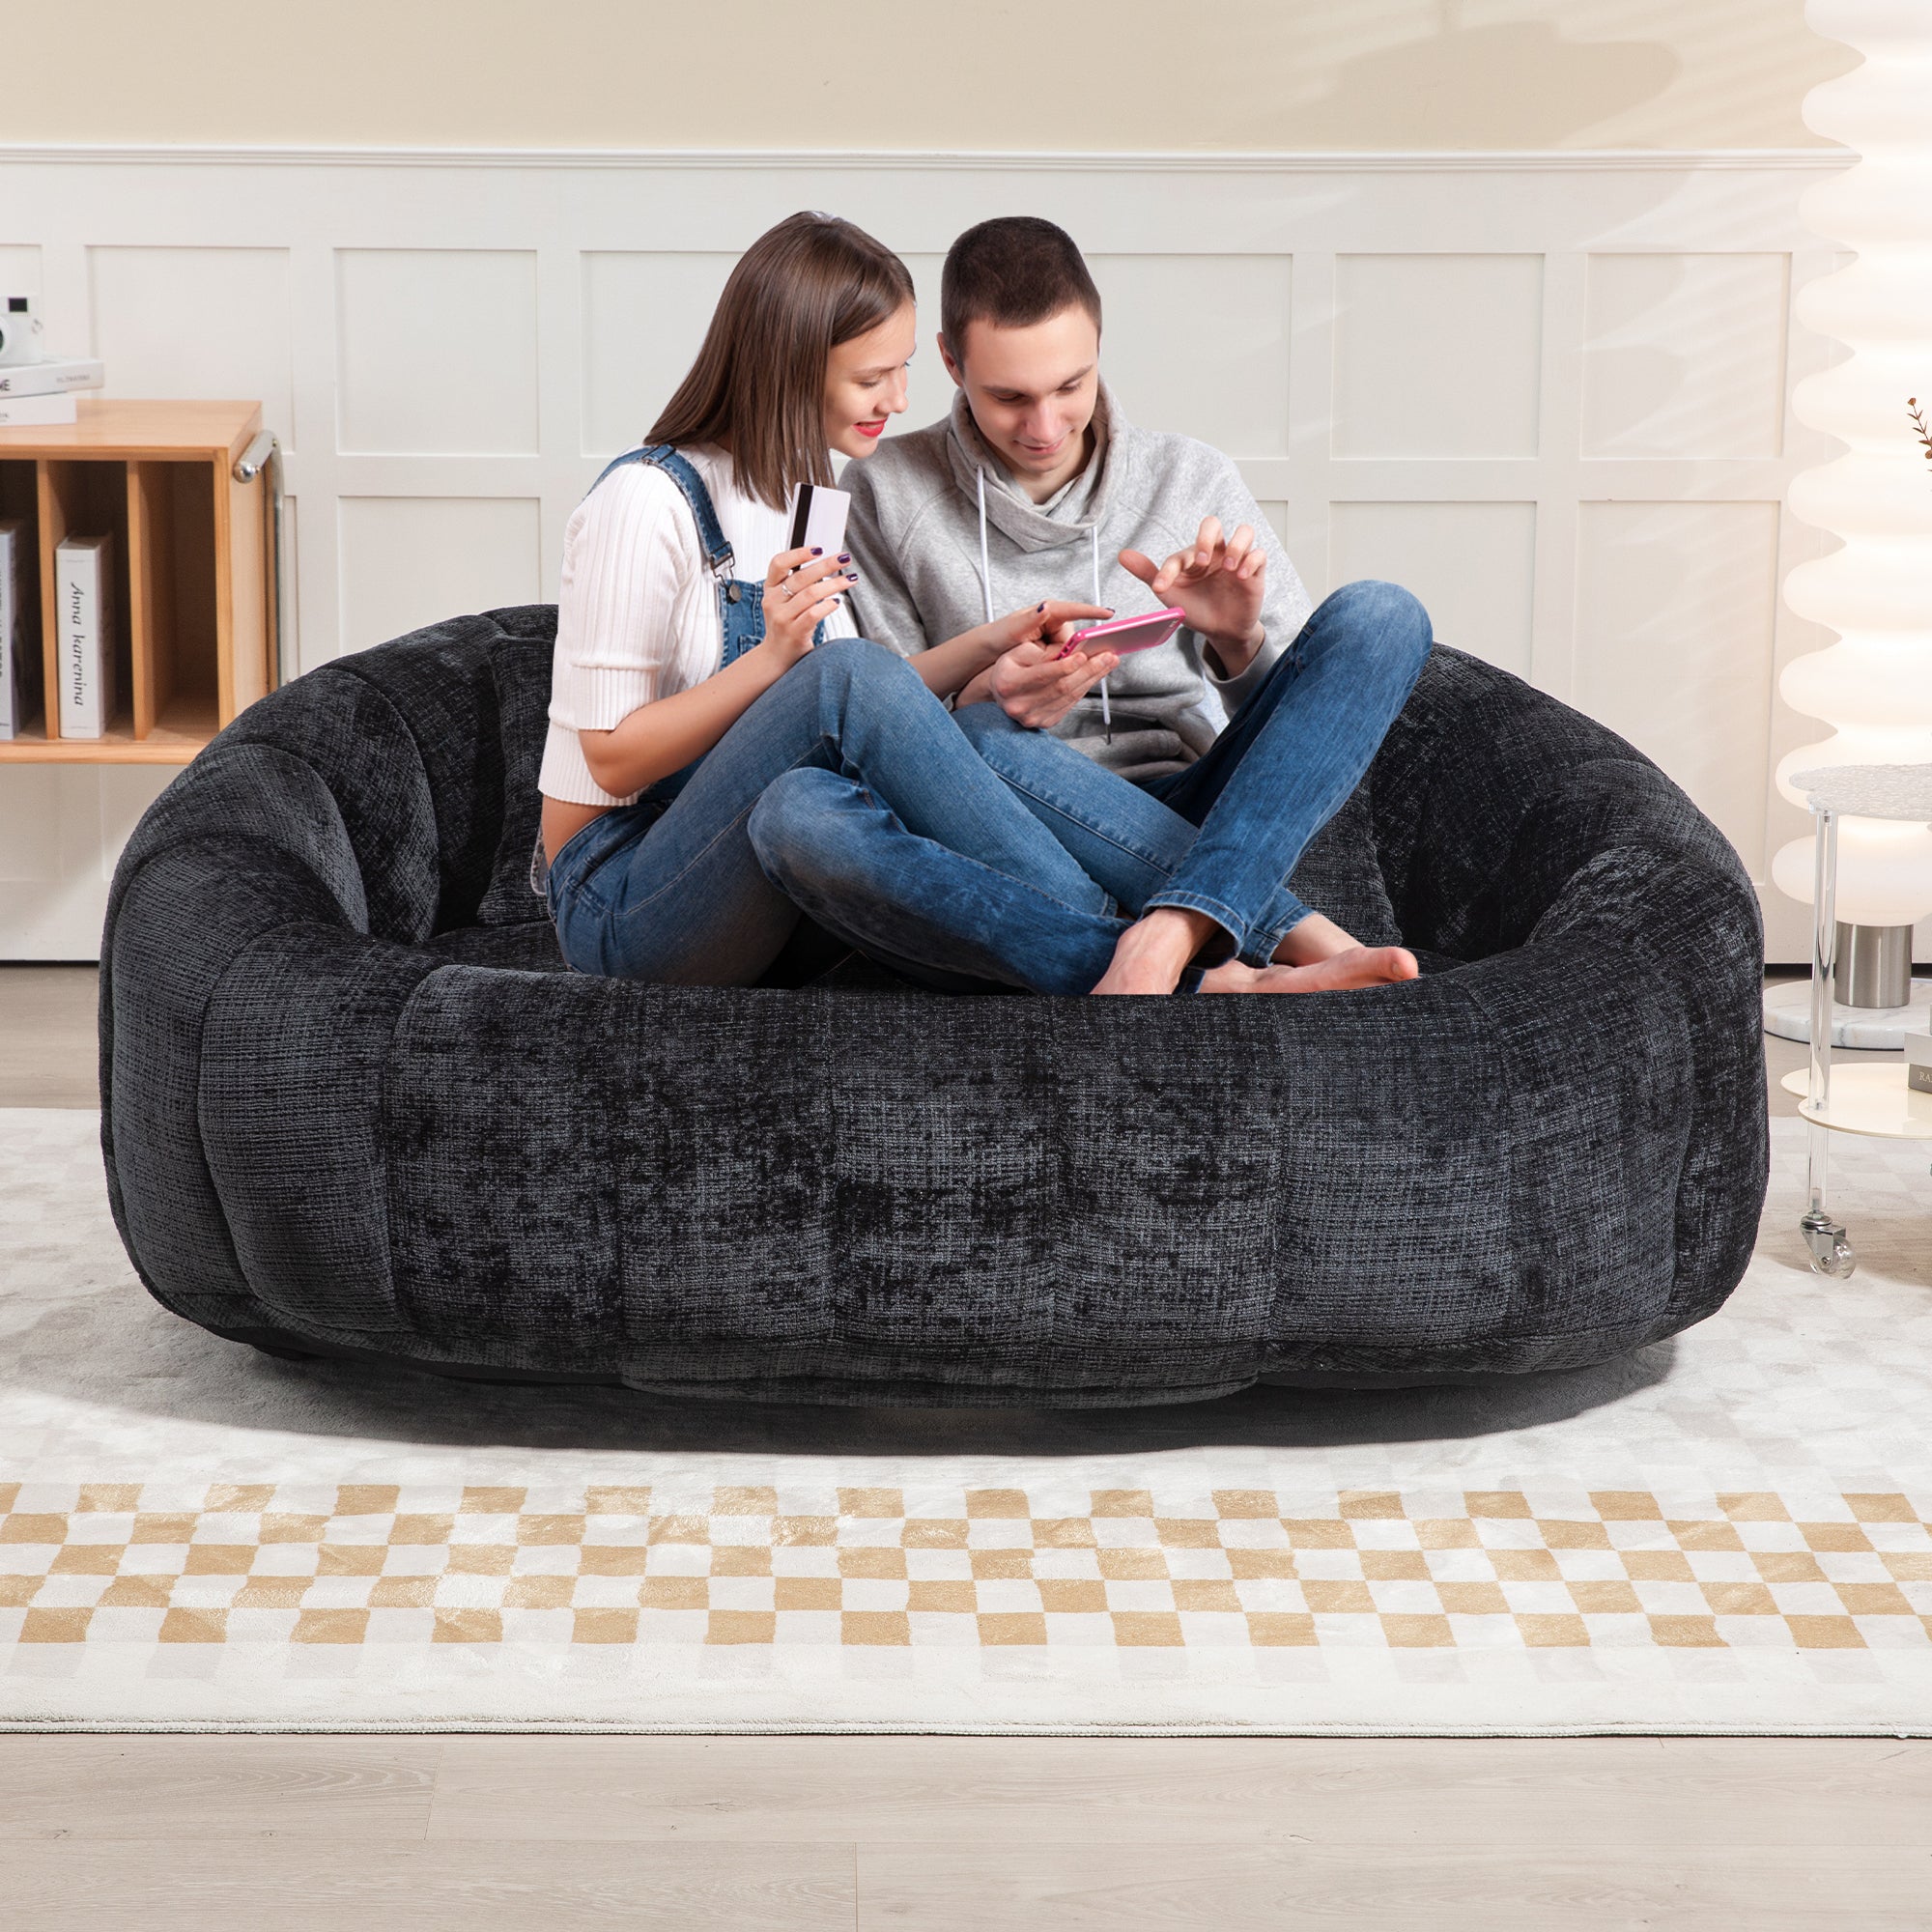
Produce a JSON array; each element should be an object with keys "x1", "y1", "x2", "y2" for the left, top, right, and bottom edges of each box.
[
  {"x1": 838, "y1": 553, "x2": 852, "y2": 562},
  {"x1": 811, "y1": 547, "x2": 823, "y2": 556}
]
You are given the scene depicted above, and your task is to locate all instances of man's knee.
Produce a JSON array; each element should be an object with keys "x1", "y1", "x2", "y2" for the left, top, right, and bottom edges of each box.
[{"x1": 1318, "y1": 580, "x2": 1434, "y2": 668}]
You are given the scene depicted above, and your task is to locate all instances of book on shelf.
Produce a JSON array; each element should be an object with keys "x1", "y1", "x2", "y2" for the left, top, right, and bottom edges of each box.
[
  {"x1": 56, "y1": 531, "x2": 117, "y2": 740},
  {"x1": 0, "y1": 518, "x2": 38, "y2": 741},
  {"x1": 0, "y1": 391, "x2": 78, "y2": 428},
  {"x1": 0, "y1": 357, "x2": 104, "y2": 399}
]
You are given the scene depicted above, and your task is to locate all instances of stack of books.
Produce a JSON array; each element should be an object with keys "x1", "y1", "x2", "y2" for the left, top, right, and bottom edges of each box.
[
  {"x1": 0, "y1": 520, "x2": 119, "y2": 742},
  {"x1": 0, "y1": 355, "x2": 106, "y2": 428}
]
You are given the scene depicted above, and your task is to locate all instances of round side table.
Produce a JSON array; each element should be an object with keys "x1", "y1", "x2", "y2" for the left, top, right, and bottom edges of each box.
[{"x1": 1783, "y1": 764, "x2": 1932, "y2": 1276}]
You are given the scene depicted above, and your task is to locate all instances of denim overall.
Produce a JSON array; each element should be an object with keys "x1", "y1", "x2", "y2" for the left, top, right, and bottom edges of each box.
[{"x1": 529, "y1": 444, "x2": 825, "y2": 899}]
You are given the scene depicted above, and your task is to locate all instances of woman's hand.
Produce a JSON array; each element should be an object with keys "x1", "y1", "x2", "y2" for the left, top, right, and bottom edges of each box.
[
  {"x1": 758, "y1": 547, "x2": 858, "y2": 667},
  {"x1": 949, "y1": 598, "x2": 1111, "y2": 666}
]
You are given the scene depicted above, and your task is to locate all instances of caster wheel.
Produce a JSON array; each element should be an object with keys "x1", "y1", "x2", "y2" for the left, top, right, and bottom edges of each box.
[
  {"x1": 1812, "y1": 1238, "x2": 1856, "y2": 1280},
  {"x1": 1802, "y1": 1214, "x2": 1857, "y2": 1279}
]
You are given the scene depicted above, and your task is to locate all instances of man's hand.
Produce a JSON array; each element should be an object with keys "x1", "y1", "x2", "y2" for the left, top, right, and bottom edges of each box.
[
  {"x1": 968, "y1": 639, "x2": 1122, "y2": 729},
  {"x1": 955, "y1": 601, "x2": 1117, "y2": 730},
  {"x1": 1120, "y1": 517, "x2": 1265, "y2": 678}
]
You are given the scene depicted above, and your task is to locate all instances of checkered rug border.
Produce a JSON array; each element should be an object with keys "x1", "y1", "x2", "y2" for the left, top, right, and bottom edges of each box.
[{"x1": 7, "y1": 1481, "x2": 1929, "y2": 1657}]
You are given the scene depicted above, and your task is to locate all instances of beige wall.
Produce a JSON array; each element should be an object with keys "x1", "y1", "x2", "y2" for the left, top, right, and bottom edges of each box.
[{"x1": 0, "y1": 0, "x2": 1849, "y2": 151}]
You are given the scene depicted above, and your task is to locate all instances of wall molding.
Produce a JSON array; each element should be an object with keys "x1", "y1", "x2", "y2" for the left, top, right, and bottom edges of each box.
[
  {"x1": 0, "y1": 144, "x2": 1852, "y2": 174},
  {"x1": 0, "y1": 146, "x2": 1846, "y2": 960}
]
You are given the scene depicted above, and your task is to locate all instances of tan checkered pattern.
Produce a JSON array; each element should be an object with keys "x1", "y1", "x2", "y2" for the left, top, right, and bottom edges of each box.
[{"x1": 3, "y1": 1482, "x2": 1929, "y2": 1652}]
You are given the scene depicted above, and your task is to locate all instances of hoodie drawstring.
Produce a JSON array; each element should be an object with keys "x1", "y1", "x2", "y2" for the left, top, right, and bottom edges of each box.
[
  {"x1": 976, "y1": 468, "x2": 994, "y2": 626},
  {"x1": 1090, "y1": 521, "x2": 1110, "y2": 743},
  {"x1": 976, "y1": 465, "x2": 1112, "y2": 745}
]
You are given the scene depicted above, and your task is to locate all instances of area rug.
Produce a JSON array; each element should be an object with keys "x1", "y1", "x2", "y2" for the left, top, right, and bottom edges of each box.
[{"x1": 2, "y1": 1108, "x2": 1927, "y2": 1735}]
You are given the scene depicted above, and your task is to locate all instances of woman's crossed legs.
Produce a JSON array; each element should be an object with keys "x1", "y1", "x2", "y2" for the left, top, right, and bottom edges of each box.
[{"x1": 548, "y1": 638, "x2": 1126, "y2": 986}]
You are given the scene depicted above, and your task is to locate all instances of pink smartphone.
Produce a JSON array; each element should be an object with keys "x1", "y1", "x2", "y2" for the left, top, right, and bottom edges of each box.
[{"x1": 1057, "y1": 607, "x2": 1187, "y2": 659}]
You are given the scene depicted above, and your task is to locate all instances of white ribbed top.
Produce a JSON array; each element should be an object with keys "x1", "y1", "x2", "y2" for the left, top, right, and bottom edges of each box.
[{"x1": 537, "y1": 443, "x2": 857, "y2": 808}]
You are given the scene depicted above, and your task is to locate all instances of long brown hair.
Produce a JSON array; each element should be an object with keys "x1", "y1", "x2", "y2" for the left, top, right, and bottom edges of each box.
[{"x1": 648, "y1": 213, "x2": 915, "y2": 510}]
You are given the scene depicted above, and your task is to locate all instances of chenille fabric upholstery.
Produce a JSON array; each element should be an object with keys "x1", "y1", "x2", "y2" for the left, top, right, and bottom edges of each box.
[{"x1": 99, "y1": 606, "x2": 1767, "y2": 1406}]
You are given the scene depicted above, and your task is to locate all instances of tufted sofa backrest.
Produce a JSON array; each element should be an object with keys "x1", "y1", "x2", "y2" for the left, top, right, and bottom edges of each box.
[
  {"x1": 1366, "y1": 645, "x2": 1754, "y2": 970},
  {"x1": 118, "y1": 607, "x2": 1752, "y2": 973}
]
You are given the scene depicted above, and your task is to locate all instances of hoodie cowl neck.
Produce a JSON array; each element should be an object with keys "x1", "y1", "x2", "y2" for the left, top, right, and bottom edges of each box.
[{"x1": 944, "y1": 383, "x2": 1125, "y2": 557}]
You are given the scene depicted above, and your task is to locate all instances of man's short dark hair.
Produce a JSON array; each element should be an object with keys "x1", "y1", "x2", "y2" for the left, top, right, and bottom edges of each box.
[{"x1": 940, "y1": 217, "x2": 1102, "y2": 359}]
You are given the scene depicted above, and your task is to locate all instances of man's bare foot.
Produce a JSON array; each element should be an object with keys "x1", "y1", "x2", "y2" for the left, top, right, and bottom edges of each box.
[
  {"x1": 1200, "y1": 945, "x2": 1419, "y2": 995},
  {"x1": 1091, "y1": 906, "x2": 1219, "y2": 996}
]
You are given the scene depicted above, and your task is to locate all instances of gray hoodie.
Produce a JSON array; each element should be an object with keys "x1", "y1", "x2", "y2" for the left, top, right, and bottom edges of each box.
[{"x1": 844, "y1": 384, "x2": 1313, "y2": 781}]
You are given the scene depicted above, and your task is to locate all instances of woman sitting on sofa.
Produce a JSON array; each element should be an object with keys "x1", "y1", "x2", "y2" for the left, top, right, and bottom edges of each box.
[{"x1": 535, "y1": 210, "x2": 1116, "y2": 985}]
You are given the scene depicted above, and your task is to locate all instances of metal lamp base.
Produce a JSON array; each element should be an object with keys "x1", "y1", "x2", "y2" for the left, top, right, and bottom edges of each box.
[{"x1": 1833, "y1": 922, "x2": 1912, "y2": 1009}]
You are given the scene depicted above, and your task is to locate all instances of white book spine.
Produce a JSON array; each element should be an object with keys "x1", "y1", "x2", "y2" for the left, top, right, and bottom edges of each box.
[
  {"x1": 0, "y1": 393, "x2": 78, "y2": 427},
  {"x1": 57, "y1": 534, "x2": 116, "y2": 741},
  {"x1": 0, "y1": 359, "x2": 104, "y2": 398},
  {"x1": 0, "y1": 521, "x2": 20, "y2": 739}
]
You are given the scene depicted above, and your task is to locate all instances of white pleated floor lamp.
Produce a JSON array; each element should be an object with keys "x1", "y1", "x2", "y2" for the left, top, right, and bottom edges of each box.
[{"x1": 1765, "y1": 0, "x2": 1932, "y2": 1048}]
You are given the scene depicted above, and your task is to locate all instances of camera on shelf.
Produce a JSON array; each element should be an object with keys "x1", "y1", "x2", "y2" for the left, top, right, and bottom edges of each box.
[{"x1": 0, "y1": 296, "x2": 43, "y2": 367}]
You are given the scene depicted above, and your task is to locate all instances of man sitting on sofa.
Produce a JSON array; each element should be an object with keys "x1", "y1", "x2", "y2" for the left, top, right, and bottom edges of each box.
[{"x1": 843, "y1": 216, "x2": 1435, "y2": 995}]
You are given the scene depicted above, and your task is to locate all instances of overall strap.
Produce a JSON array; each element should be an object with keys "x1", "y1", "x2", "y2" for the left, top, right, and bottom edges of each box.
[{"x1": 585, "y1": 443, "x2": 736, "y2": 580}]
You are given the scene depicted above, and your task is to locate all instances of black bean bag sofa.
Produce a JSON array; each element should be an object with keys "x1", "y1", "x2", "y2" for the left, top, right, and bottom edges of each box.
[{"x1": 98, "y1": 605, "x2": 1768, "y2": 1406}]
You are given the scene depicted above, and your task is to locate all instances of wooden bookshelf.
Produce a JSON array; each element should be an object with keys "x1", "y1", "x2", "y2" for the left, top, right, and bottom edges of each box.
[{"x1": 0, "y1": 399, "x2": 274, "y2": 764}]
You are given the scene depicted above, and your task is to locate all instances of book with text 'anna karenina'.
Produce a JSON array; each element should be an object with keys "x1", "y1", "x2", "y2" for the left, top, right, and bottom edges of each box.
[
  {"x1": 0, "y1": 518, "x2": 37, "y2": 740},
  {"x1": 56, "y1": 531, "x2": 117, "y2": 740},
  {"x1": 0, "y1": 391, "x2": 78, "y2": 428}
]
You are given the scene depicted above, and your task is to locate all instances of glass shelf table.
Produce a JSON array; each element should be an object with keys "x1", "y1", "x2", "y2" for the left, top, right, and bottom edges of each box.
[{"x1": 1782, "y1": 764, "x2": 1932, "y2": 1276}]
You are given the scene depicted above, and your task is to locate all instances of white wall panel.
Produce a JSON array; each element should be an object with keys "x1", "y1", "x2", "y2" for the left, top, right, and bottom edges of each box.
[
  {"x1": 895, "y1": 254, "x2": 952, "y2": 435},
  {"x1": 96, "y1": 766, "x2": 169, "y2": 884},
  {"x1": 0, "y1": 246, "x2": 42, "y2": 298},
  {"x1": 1328, "y1": 501, "x2": 1538, "y2": 677},
  {"x1": 582, "y1": 249, "x2": 963, "y2": 461},
  {"x1": 1574, "y1": 500, "x2": 1781, "y2": 874},
  {"x1": 1090, "y1": 255, "x2": 1293, "y2": 459},
  {"x1": 0, "y1": 770, "x2": 62, "y2": 883},
  {"x1": 337, "y1": 497, "x2": 543, "y2": 653},
  {"x1": 887, "y1": 252, "x2": 1295, "y2": 458},
  {"x1": 0, "y1": 150, "x2": 1843, "y2": 957},
  {"x1": 335, "y1": 249, "x2": 538, "y2": 456},
  {"x1": 1332, "y1": 253, "x2": 1544, "y2": 459},
  {"x1": 89, "y1": 246, "x2": 296, "y2": 450},
  {"x1": 580, "y1": 251, "x2": 735, "y2": 459},
  {"x1": 0, "y1": 765, "x2": 170, "y2": 956},
  {"x1": 1580, "y1": 252, "x2": 1789, "y2": 459}
]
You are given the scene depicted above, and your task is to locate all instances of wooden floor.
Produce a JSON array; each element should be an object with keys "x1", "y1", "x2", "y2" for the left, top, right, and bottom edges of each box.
[
  {"x1": 3, "y1": 1733, "x2": 1931, "y2": 1929},
  {"x1": 3, "y1": 963, "x2": 1927, "y2": 1929}
]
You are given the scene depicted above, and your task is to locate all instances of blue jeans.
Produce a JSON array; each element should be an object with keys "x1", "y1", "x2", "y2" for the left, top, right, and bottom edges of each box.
[
  {"x1": 955, "y1": 580, "x2": 1433, "y2": 967},
  {"x1": 546, "y1": 639, "x2": 1120, "y2": 985},
  {"x1": 748, "y1": 581, "x2": 1431, "y2": 992}
]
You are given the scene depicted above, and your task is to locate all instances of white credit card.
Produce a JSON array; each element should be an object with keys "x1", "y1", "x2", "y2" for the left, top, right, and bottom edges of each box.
[{"x1": 786, "y1": 483, "x2": 850, "y2": 558}]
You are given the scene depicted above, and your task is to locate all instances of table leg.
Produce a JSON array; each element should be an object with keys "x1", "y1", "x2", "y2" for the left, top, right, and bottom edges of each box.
[{"x1": 1801, "y1": 802, "x2": 1855, "y2": 1278}]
